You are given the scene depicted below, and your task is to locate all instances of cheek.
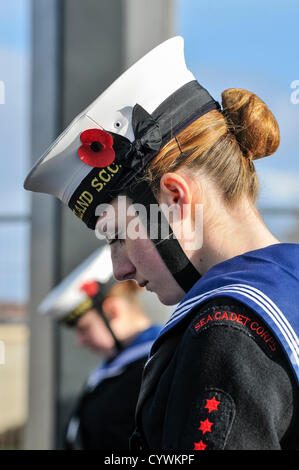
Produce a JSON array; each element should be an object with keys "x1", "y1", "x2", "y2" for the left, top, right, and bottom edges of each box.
[
  {"x1": 127, "y1": 237, "x2": 159, "y2": 270},
  {"x1": 89, "y1": 326, "x2": 104, "y2": 346},
  {"x1": 131, "y1": 240, "x2": 178, "y2": 290}
]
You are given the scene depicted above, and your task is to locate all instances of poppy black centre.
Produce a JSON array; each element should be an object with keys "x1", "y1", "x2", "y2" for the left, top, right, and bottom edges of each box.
[{"x1": 90, "y1": 141, "x2": 103, "y2": 152}]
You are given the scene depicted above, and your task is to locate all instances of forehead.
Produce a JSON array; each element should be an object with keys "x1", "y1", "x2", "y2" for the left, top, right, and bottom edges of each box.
[
  {"x1": 95, "y1": 194, "x2": 153, "y2": 247},
  {"x1": 96, "y1": 195, "x2": 134, "y2": 229}
]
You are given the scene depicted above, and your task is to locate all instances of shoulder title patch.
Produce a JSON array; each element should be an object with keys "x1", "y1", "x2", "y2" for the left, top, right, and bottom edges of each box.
[{"x1": 191, "y1": 306, "x2": 278, "y2": 357}]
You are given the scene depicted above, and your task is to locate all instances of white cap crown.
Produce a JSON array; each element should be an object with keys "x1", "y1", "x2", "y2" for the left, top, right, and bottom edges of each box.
[{"x1": 24, "y1": 36, "x2": 195, "y2": 205}]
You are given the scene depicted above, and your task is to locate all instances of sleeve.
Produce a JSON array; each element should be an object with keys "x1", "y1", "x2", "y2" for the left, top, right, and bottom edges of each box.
[{"x1": 161, "y1": 297, "x2": 296, "y2": 450}]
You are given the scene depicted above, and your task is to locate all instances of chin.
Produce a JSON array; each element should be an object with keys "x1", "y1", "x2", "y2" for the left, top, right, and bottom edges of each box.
[
  {"x1": 92, "y1": 345, "x2": 113, "y2": 356},
  {"x1": 156, "y1": 289, "x2": 185, "y2": 306}
]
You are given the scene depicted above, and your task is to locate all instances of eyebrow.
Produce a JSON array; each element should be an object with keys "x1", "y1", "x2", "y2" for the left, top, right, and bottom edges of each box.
[{"x1": 96, "y1": 216, "x2": 120, "y2": 240}]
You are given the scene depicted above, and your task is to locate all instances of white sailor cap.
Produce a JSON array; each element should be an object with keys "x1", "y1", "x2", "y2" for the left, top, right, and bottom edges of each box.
[
  {"x1": 38, "y1": 245, "x2": 115, "y2": 326},
  {"x1": 24, "y1": 36, "x2": 219, "y2": 230}
]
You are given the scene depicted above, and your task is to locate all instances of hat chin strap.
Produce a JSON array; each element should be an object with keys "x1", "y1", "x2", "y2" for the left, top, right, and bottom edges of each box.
[
  {"x1": 92, "y1": 296, "x2": 124, "y2": 354},
  {"x1": 125, "y1": 180, "x2": 201, "y2": 293}
]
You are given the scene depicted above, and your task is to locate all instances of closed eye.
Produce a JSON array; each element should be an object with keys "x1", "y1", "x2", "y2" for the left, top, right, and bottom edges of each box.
[{"x1": 107, "y1": 232, "x2": 125, "y2": 245}]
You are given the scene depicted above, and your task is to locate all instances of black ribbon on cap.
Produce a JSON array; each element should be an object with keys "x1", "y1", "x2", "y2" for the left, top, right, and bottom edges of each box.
[{"x1": 109, "y1": 104, "x2": 162, "y2": 171}]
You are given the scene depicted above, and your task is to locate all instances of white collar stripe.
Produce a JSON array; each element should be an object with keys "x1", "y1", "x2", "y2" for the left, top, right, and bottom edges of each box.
[
  {"x1": 171, "y1": 283, "x2": 299, "y2": 352},
  {"x1": 162, "y1": 283, "x2": 299, "y2": 368},
  {"x1": 87, "y1": 340, "x2": 153, "y2": 391},
  {"x1": 169, "y1": 282, "x2": 299, "y2": 346}
]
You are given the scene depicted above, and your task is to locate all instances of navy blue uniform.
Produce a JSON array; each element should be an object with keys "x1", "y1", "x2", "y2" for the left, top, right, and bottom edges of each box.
[
  {"x1": 64, "y1": 325, "x2": 161, "y2": 450},
  {"x1": 132, "y1": 244, "x2": 299, "y2": 450}
]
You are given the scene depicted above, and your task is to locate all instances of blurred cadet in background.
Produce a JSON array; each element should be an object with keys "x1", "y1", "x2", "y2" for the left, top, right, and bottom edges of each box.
[{"x1": 38, "y1": 246, "x2": 161, "y2": 450}]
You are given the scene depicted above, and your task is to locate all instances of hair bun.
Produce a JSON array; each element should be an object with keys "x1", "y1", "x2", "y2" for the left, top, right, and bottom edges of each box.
[{"x1": 221, "y1": 88, "x2": 280, "y2": 161}]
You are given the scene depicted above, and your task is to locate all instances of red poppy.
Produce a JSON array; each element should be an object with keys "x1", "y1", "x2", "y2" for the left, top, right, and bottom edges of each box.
[
  {"x1": 80, "y1": 280, "x2": 100, "y2": 297},
  {"x1": 78, "y1": 128, "x2": 115, "y2": 168}
]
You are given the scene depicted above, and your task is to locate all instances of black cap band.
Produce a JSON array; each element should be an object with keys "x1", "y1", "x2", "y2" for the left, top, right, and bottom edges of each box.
[{"x1": 61, "y1": 280, "x2": 123, "y2": 353}]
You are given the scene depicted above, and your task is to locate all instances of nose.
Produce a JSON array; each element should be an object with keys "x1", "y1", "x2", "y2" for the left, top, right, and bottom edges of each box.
[{"x1": 111, "y1": 246, "x2": 136, "y2": 281}]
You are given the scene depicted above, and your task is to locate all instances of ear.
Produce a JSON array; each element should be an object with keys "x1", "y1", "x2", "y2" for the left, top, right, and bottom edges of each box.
[
  {"x1": 102, "y1": 296, "x2": 126, "y2": 320},
  {"x1": 159, "y1": 172, "x2": 192, "y2": 208}
]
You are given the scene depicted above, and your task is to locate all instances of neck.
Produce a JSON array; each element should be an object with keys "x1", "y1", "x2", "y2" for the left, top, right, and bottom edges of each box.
[
  {"x1": 130, "y1": 312, "x2": 151, "y2": 338},
  {"x1": 192, "y1": 198, "x2": 280, "y2": 276},
  {"x1": 120, "y1": 309, "x2": 151, "y2": 346}
]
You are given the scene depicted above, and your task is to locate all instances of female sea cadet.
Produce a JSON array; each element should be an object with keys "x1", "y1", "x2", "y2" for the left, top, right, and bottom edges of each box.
[{"x1": 24, "y1": 37, "x2": 299, "y2": 450}]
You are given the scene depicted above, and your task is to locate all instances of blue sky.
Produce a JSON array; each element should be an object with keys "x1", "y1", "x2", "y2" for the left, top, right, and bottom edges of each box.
[
  {"x1": 177, "y1": 0, "x2": 299, "y2": 81},
  {"x1": 0, "y1": 0, "x2": 31, "y2": 217},
  {"x1": 0, "y1": 0, "x2": 30, "y2": 51},
  {"x1": 0, "y1": 0, "x2": 31, "y2": 302},
  {"x1": 0, "y1": 0, "x2": 299, "y2": 301}
]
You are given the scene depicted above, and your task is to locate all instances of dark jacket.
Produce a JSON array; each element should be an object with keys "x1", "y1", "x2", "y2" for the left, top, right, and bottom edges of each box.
[
  {"x1": 65, "y1": 325, "x2": 161, "y2": 450},
  {"x1": 77, "y1": 357, "x2": 146, "y2": 450},
  {"x1": 133, "y1": 297, "x2": 298, "y2": 450}
]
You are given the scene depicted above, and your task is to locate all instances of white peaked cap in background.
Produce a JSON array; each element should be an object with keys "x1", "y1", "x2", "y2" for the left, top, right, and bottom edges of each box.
[
  {"x1": 38, "y1": 245, "x2": 113, "y2": 320},
  {"x1": 23, "y1": 36, "x2": 195, "y2": 206}
]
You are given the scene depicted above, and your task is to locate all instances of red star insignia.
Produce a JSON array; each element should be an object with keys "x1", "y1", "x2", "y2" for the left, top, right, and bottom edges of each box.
[
  {"x1": 198, "y1": 418, "x2": 213, "y2": 434},
  {"x1": 205, "y1": 396, "x2": 220, "y2": 413},
  {"x1": 194, "y1": 440, "x2": 207, "y2": 450}
]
